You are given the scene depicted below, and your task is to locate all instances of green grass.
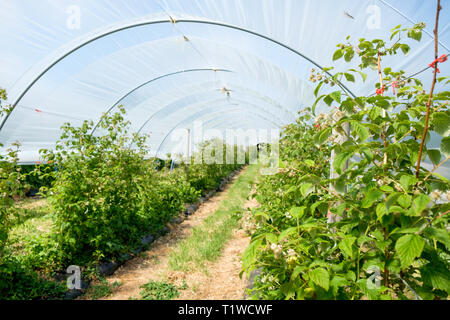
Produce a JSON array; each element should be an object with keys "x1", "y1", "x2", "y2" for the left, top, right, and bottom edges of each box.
[
  {"x1": 139, "y1": 279, "x2": 184, "y2": 300},
  {"x1": 8, "y1": 212, "x2": 54, "y2": 257},
  {"x1": 168, "y1": 165, "x2": 258, "y2": 272},
  {"x1": 87, "y1": 278, "x2": 122, "y2": 299},
  {"x1": 11, "y1": 198, "x2": 50, "y2": 227}
]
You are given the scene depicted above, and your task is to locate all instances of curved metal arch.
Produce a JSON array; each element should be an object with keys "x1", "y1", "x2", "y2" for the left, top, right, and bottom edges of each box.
[
  {"x1": 153, "y1": 106, "x2": 281, "y2": 157},
  {"x1": 1, "y1": 16, "x2": 358, "y2": 131},
  {"x1": 93, "y1": 64, "x2": 300, "y2": 135},
  {"x1": 90, "y1": 68, "x2": 232, "y2": 134},
  {"x1": 134, "y1": 92, "x2": 292, "y2": 137},
  {"x1": 133, "y1": 85, "x2": 295, "y2": 130}
]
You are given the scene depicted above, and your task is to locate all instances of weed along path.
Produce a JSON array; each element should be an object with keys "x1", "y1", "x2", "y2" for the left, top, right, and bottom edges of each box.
[{"x1": 92, "y1": 165, "x2": 259, "y2": 300}]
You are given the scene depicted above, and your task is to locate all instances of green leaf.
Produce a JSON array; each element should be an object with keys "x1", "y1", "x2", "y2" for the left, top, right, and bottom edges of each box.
[
  {"x1": 368, "y1": 106, "x2": 382, "y2": 120},
  {"x1": 407, "y1": 28, "x2": 422, "y2": 42},
  {"x1": 400, "y1": 44, "x2": 410, "y2": 55},
  {"x1": 395, "y1": 234, "x2": 425, "y2": 269},
  {"x1": 344, "y1": 73, "x2": 355, "y2": 82},
  {"x1": 399, "y1": 175, "x2": 418, "y2": 191},
  {"x1": 279, "y1": 227, "x2": 298, "y2": 240},
  {"x1": 299, "y1": 183, "x2": 313, "y2": 197},
  {"x1": 421, "y1": 262, "x2": 450, "y2": 293},
  {"x1": 242, "y1": 238, "x2": 262, "y2": 271},
  {"x1": 290, "y1": 206, "x2": 306, "y2": 219},
  {"x1": 317, "y1": 127, "x2": 332, "y2": 145},
  {"x1": 324, "y1": 95, "x2": 334, "y2": 106},
  {"x1": 333, "y1": 151, "x2": 354, "y2": 174},
  {"x1": 397, "y1": 194, "x2": 412, "y2": 209},
  {"x1": 376, "y1": 203, "x2": 387, "y2": 221},
  {"x1": 427, "y1": 149, "x2": 442, "y2": 166},
  {"x1": 291, "y1": 266, "x2": 306, "y2": 281},
  {"x1": 265, "y1": 233, "x2": 278, "y2": 244},
  {"x1": 362, "y1": 188, "x2": 383, "y2": 208},
  {"x1": 432, "y1": 112, "x2": 450, "y2": 136},
  {"x1": 311, "y1": 94, "x2": 325, "y2": 115},
  {"x1": 330, "y1": 91, "x2": 341, "y2": 103},
  {"x1": 351, "y1": 121, "x2": 369, "y2": 142},
  {"x1": 314, "y1": 81, "x2": 324, "y2": 97},
  {"x1": 339, "y1": 236, "x2": 356, "y2": 259},
  {"x1": 412, "y1": 194, "x2": 430, "y2": 216},
  {"x1": 361, "y1": 147, "x2": 374, "y2": 161},
  {"x1": 309, "y1": 268, "x2": 330, "y2": 291},
  {"x1": 333, "y1": 49, "x2": 344, "y2": 61},
  {"x1": 357, "y1": 71, "x2": 367, "y2": 82},
  {"x1": 423, "y1": 227, "x2": 450, "y2": 250},
  {"x1": 441, "y1": 136, "x2": 450, "y2": 157},
  {"x1": 379, "y1": 185, "x2": 394, "y2": 192}
]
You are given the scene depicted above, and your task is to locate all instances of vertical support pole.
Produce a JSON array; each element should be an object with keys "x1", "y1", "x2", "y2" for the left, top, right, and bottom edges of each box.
[
  {"x1": 327, "y1": 110, "x2": 349, "y2": 223},
  {"x1": 185, "y1": 128, "x2": 191, "y2": 178}
]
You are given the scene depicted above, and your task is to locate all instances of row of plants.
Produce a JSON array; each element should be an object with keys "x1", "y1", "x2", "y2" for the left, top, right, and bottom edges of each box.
[
  {"x1": 0, "y1": 101, "x2": 244, "y2": 299},
  {"x1": 242, "y1": 18, "x2": 449, "y2": 299}
]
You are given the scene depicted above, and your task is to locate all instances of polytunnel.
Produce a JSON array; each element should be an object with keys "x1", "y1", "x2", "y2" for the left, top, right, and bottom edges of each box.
[{"x1": 0, "y1": 0, "x2": 449, "y2": 165}]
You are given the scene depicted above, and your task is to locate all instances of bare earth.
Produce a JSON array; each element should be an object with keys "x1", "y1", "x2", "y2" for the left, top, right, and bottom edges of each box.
[{"x1": 96, "y1": 169, "x2": 258, "y2": 300}]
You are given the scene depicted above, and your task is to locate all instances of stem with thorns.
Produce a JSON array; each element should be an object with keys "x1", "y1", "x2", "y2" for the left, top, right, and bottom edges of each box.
[
  {"x1": 415, "y1": 0, "x2": 441, "y2": 178},
  {"x1": 377, "y1": 51, "x2": 390, "y2": 287},
  {"x1": 377, "y1": 52, "x2": 388, "y2": 169}
]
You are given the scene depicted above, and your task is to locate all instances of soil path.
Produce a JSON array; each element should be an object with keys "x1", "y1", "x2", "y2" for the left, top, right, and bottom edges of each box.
[
  {"x1": 175, "y1": 188, "x2": 260, "y2": 300},
  {"x1": 96, "y1": 168, "x2": 258, "y2": 300}
]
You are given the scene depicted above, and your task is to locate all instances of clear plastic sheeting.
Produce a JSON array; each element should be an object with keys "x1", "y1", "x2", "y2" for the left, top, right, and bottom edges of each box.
[{"x1": 0, "y1": 0, "x2": 448, "y2": 164}]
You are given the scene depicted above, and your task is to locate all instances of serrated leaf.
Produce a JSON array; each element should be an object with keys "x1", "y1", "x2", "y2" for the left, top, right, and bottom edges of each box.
[
  {"x1": 344, "y1": 73, "x2": 355, "y2": 82},
  {"x1": 299, "y1": 183, "x2": 313, "y2": 197},
  {"x1": 427, "y1": 149, "x2": 442, "y2": 165},
  {"x1": 432, "y1": 112, "x2": 450, "y2": 136},
  {"x1": 339, "y1": 236, "x2": 356, "y2": 259},
  {"x1": 324, "y1": 95, "x2": 334, "y2": 106},
  {"x1": 395, "y1": 234, "x2": 425, "y2": 269},
  {"x1": 242, "y1": 239, "x2": 262, "y2": 271},
  {"x1": 266, "y1": 233, "x2": 278, "y2": 244},
  {"x1": 291, "y1": 265, "x2": 306, "y2": 281},
  {"x1": 357, "y1": 71, "x2": 367, "y2": 82},
  {"x1": 362, "y1": 188, "x2": 383, "y2": 208},
  {"x1": 376, "y1": 203, "x2": 387, "y2": 221},
  {"x1": 368, "y1": 106, "x2": 382, "y2": 120},
  {"x1": 399, "y1": 175, "x2": 418, "y2": 191},
  {"x1": 333, "y1": 151, "x2": 354, "y2": 174},
  {"x1": 309, "y1": 268, "x2": 330, "y2": 291},
  {"x1": 421, "y1": 263, "x2": 450, "y2": 293},
  {"x1": 397, "y1": 194, "x2": 412, "y2": 209},
  {"x1": 290, "y1": 206, "x2": 306, "y2": 219},
  {"x1": 361, "y1": 147, "x2": 374, "y2": 161},
  {"x1": 441, "y1": 136, "x2": 450, "y2": 157},
  {"x1": 344, "y1": 50, "x2": 354, "y2": 62},
  {"x1": 279, "y1": 227, "x2": 298, "y2": 240},
  {"x1": 351, "y1": 121, "x2": 369, "y2": 142},
  {"x1": 407, "y1": 29, "x2": 422, "y2": 42},
  {"x1": 333, "y1": 49, "x2": 344, "y2": 61},
  {"x1": 330, "y1": 91, "x2": 341, "y2": 103},
  {"x1": 412, "y1": 194, "x2": 430, "y2": 215},
  {"x1": 317, "y1": 127, "x2": 332, "y2": 145},
  {"x1": 400, "y1": 44, "x2": 410, "y2": 55},
  {"x1": 423, "y1": 227, "x2": 450, "y2": 250}
]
